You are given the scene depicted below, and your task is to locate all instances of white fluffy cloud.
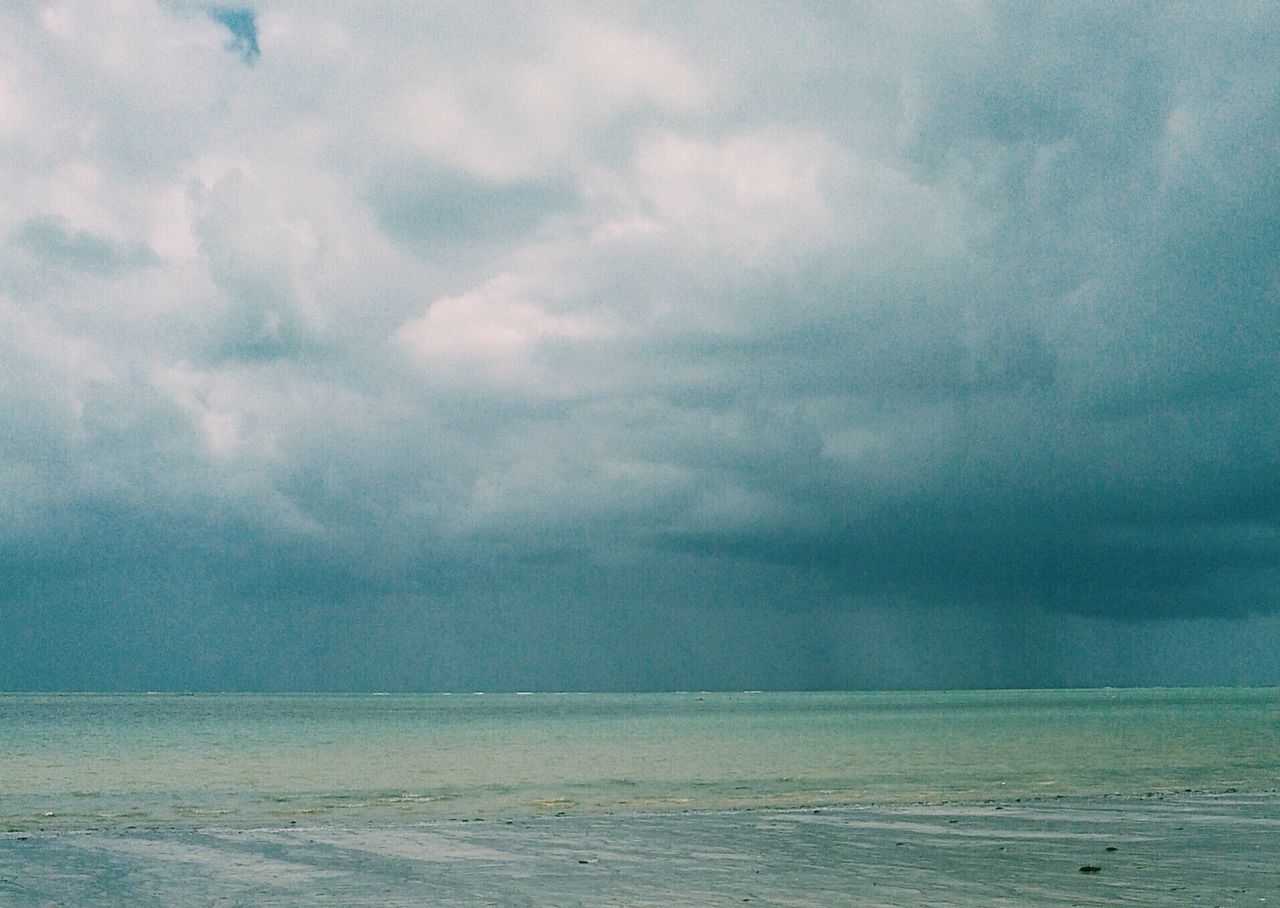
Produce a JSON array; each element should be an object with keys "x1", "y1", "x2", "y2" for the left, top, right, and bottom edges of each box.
[{"x1": 396, "y1": 274, "x2": 613, "y2": 393}]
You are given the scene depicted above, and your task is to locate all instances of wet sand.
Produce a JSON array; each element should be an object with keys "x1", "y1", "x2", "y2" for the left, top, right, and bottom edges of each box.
[{"x1": 1, "y1": 792, "x2": 1276, "y2": 905}]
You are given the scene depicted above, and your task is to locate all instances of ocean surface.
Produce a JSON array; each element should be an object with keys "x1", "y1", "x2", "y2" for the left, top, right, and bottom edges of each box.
[{"x1": 1, "y1": 688, "x2": 1276, "y2": 832}]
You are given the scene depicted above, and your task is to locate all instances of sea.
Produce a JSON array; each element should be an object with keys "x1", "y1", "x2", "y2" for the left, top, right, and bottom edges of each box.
[{"x1": 1, "y1": 687, "x2": 1276, "y2": 833}]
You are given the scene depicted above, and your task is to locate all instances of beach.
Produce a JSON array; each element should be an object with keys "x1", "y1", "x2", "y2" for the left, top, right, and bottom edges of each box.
[
  {"x1": 2, "y1": 792, "x2": 1276, "y2": 905},
  {"x1": 2, "y1": 690, "x2": 1277, "y2": 904}
]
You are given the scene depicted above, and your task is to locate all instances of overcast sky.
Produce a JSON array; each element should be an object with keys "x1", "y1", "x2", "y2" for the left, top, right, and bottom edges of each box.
[{"x1": 2, "y1": 2, "x2": 1277, "y2": 691}]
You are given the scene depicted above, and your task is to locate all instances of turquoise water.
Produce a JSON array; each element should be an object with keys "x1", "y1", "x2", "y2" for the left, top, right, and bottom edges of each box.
[{"x1": 1, "y1": 688, "x2": 1276, "y2": 831}]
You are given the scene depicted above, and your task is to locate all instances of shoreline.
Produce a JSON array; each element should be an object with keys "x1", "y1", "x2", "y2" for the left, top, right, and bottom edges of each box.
[
  {"x1": 5, "y1": 782, "x2": 1277, "y2": 837},
  {"x1": 2, "y1": 791, "x2": 1276, "y2": 905}
]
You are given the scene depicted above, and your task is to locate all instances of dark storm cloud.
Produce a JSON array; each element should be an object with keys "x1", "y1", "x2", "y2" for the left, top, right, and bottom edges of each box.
[{"x1": 0, "y1": 1, "x2": 1276, "y2": 690}]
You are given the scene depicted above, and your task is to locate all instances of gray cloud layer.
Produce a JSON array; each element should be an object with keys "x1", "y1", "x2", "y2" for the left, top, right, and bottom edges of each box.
[{"x1": 1, "y1": 2, "x2": 1276, "y2": 689}]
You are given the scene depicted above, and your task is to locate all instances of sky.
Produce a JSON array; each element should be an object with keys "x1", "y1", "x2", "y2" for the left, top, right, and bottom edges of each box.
[{"x1": 1, "y1": 1, "x2": 1277, "y2": 691}]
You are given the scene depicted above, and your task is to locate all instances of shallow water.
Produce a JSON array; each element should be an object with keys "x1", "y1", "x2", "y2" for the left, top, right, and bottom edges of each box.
[{"x1": 1, "y1": 688, "x2": 1276, "y2": 831}]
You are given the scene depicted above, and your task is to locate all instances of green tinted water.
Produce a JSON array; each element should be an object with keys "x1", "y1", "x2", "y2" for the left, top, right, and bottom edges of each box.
[{"x1": 1, "y1": 689, "x2": 1276, "y2": 831}]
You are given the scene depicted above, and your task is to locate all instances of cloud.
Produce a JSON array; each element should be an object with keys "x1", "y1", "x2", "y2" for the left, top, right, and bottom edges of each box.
[
  {"x1": 384, "y1": 10, "x2": 707, "y2": 183},
  {"x1": 0, "y1": 1, "x2": 1276, "y2": 690},
  {"x1": 396, "y1": 273, "x2": 613, "y2": 393},
  {"x1": 190, "y1": 168, "x2": 324, "y2": 360},
  {"x1": 369, "y1": 167, "x2": 577, "y2": 256},
  {"x1": 9, "y1": 216, "x2": 157, "y2": 274}
]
